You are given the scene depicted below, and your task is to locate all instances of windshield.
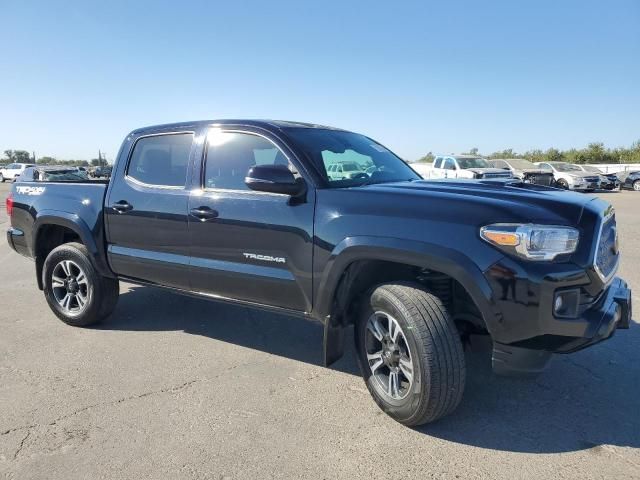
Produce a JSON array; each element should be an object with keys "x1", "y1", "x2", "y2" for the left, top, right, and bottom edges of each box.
[
  {"x1": 552, "y1": 163, "x2": 582, "y2": 172},
  {"x1": 283, "y1": 128, "x2": 420, "y2": 187},
  {"x1": 507, "y1": 159, "x2": 537, "y2": 169},
  {"x1": 583, "y1": 165, "x2": 602, "y2": 173},
  {"x1": 456, "y1": 157, "x2": 489, "y2": 169}
]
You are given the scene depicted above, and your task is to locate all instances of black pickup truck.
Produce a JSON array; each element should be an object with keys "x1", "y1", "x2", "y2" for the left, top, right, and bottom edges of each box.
[{"x1": 5, "y1": 120, "x2": 632, "y2": 426}]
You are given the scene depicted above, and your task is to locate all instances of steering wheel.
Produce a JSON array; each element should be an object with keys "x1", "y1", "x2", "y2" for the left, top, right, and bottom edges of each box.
[{"x1": 352, "y1": 172, "x2": 370, "y2": 180}]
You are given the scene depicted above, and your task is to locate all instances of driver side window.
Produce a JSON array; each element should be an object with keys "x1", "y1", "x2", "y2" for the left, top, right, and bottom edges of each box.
[{"x1": 204, "y1": 130, "x2": 292, "y2": 191}]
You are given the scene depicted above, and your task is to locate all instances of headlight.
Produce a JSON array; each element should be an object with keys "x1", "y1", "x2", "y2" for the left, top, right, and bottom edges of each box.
[{"x1": 480, "y1": 224, "x2": 579, "y2": 260}]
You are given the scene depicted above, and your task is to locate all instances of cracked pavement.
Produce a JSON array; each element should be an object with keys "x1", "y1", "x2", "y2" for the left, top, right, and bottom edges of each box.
[{"x1": 0, "y1": 182, "x2": 639, "y2": 479}]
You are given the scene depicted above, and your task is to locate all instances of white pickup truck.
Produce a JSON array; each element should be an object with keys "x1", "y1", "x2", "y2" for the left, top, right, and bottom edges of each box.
[{"x1": 411, "y1": 155, "x2": 512, "y2": 180}]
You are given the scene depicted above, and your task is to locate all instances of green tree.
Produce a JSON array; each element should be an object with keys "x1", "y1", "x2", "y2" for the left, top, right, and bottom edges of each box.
[
  {"x1": 416, "y1": 152, "x2": 435, "y2": 163},
  {"x1": 38, "y1": 156, "x2": 57, "y2": 165}
]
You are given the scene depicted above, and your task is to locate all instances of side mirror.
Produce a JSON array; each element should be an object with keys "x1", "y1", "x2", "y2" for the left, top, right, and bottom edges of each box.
[{"x1": 245, "y1": 164, "x2": 306, "y2": 196}]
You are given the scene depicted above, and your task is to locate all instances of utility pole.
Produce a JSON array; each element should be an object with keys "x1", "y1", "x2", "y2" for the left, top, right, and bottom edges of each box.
[{"x1": 32, "y1": 151, "x2": 36, "y2": 163}]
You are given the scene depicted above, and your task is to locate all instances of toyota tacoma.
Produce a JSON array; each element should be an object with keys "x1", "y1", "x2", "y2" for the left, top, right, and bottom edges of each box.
[{"x1": 5, "y1": 120, "x2": 632, "y2": 426}]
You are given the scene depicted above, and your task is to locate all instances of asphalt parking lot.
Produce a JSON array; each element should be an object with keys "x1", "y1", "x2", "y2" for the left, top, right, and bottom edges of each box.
[{"x1": 0, "y1": 181, "x2": 638, "y2": 480}]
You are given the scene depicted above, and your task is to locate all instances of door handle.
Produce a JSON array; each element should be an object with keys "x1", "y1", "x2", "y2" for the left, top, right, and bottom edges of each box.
[
  {"x1": 190, "y1": 206, "x2": 218, "y2": 221},
  {"x1": 111, "y1": 201, "x2": 133, "y2": 213}
]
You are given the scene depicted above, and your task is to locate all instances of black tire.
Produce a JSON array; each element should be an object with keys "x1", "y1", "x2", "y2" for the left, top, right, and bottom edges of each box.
[
  {"x1": 633, "y1": 180, "x2": 640, "y2": 192},
  {"x1": 42, "y1": 242, "x2": 119, "y2": 327},
  {"x1": 0, "y1": 174, "x2": 4, "y2": 182},
  {"x1": 556, "y1": 179, "x2": 569, "y2": 189},
  {"x1": 355, "y1": 282, "x2": 466, "y2": 426}
]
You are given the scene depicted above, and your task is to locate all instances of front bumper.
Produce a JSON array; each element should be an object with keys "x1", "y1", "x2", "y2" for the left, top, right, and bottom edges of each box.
[
  {"x1": 553, "y1": 277, "x2": 631, "y2": 352},
  {"x1": 489, "y1": 275, "x2": 631, "y2": 375},
  {"x1": 485, "y1": 256, "x2": 632, "y2": 353}
]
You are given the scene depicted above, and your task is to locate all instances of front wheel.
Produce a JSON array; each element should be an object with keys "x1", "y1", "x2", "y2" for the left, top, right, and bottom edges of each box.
[
  {"x1": 0, "y1": 173, "x2": 4, "y2": 182},
  {"x1": 556, "y1": 179, "x2": 569, "y2": 189},
  {"x1": 633, "y1": 180, "x2": 640, "y2": 192},
  {"x1": 43, "y1": 242, "x2": 119, "y2": 327},
  {"x1": 355, "y1": 282, "x2": 466, "y2": 426}
]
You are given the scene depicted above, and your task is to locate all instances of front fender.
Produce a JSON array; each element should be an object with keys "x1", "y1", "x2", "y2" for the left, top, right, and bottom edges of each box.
[{"x1": 314, "y1": 236, "x2": 501, "y2": 336}]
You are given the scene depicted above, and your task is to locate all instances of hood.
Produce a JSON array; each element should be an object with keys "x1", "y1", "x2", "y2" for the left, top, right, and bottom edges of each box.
[
  {"x1": 564, "y1": 171, "x2": 598, "y2": 178},
  {"x1": 515, "y1": 168, "x2": 553, "y2": 175},
  {"x1": 466, "y1": 167, "x2": 510, "y2": 175},
  {"x1": 360, "y1": 179, "x2": 604, "y2": 226}
]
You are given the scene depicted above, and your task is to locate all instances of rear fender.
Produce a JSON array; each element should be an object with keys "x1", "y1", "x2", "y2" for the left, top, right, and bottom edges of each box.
[{"x1": 33, "y1": 211, "x2": 114, "y2": 289}]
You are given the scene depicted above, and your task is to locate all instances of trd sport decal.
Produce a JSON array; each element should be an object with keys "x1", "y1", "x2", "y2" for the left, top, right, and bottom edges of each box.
[
  {"x1": 243, "y1": 253, "x2": 286, "y2": 264},
  {"x1": 16, "y1": 186, "x2": 45, "y2": 196}
]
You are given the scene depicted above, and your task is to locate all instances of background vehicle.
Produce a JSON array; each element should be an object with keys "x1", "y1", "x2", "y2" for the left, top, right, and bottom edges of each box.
[
  {"x1": 92, "y1": 166, "x2": 112, "y2": 178},
  {"x1": 573, "y1": 164, "x2": 620, "y2": 190},
  {"x1": 488, "y1": 158, "x2": 554, "y2": 186},
  {"x1": 327, "y1": 161, "x2": 365, "y2": 180},
  {"x1": 430, "y1": 155, "x2": 512, "y2": 179},
  {"x1": 0, "y1": 162, "x2": 35, "y2": 182},
  {"x1": 617, "y1": 170, "x2": 640, "y2": 191},
  {"x1": 17, "y1": 166, "x2": 91, "y2": 182},
  {"x1": 6, "y1": 120, "x2": 631, "y2": 427},
  {"x1": 535, "y1": 161, "x2": 600, "y2": 191}
]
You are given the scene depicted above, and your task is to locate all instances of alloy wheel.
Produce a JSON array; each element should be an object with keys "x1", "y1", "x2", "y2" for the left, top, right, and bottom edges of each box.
[
  {"x1": 365, "y1": 311, "x2": 414, "y2": 400},
  {"x1": 51, "y1": 260, "x2": 90, "y2": 315}
]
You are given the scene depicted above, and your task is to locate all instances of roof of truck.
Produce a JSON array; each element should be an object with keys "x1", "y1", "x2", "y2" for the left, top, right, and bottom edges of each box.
[{"x1": 130, "y1": 119, "x2": 346, "y2": 136}]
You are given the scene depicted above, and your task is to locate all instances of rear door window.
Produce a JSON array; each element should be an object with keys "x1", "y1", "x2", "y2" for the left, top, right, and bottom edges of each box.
[{"x1": 127, "y1": 133, "x2": 193, "y2": 187}]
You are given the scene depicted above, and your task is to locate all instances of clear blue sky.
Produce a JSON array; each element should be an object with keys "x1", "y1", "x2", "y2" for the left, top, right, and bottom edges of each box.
[{"x1": 1, "y1": 0, "x2": 638, "y2": 161}]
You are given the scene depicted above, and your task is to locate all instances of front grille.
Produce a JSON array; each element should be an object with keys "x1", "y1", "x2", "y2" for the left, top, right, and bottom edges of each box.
[
  {"x1": 594, "y1": 213, "x2": 619, "y2": 281},
  {"x1": 524, "y1": 173, "x2": 553, "y2": 186},
  {"x1": 483, "y1": 172, "x2": 511, "y2": 179}
]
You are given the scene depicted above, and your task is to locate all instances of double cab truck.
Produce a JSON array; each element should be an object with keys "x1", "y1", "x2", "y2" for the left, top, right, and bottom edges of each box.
[{"x1": 5, "y1": 120, "x2": 632, "y2": 426}]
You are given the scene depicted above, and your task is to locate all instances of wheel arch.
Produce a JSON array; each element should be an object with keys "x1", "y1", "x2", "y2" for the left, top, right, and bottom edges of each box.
[
  {"x1": 316, "y1": 236, "x2": 499, "y2": 365},
  {"x1": 33, "y1": 211, "x2": 113, "y2": 289}
]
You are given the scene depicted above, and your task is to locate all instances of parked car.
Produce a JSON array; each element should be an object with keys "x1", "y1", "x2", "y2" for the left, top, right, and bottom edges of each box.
[
  {"x1": 617, "y1": 170, "x2": 640, "y2": 191},
  {"x1": 572, "y1": 164, "x2": 620, "y2": 190},
  {"x1": 0, "y1": 163, "x2": 35, "y2": 182},
  {"x1": 535, "y1": 161, "x2": 600, "y2": 192},
  {"x1": 17, "y1": 166, "x2": 94, "y2": 182},
  {"x1": 488, "y1": 158, "x2": 555, "y2": 186},
  {"x1": 6, "y1": 120, "x2": 631, "y2": 426},
  {"x1": 92, "y1": 166, "x2": 112, "y2": 178},
  {"x1": 430, "y1": 155, "x2": 512, "y2": 179},
  {"x1": 326, "y1": 161, "x2": 368, "y2": 180}
]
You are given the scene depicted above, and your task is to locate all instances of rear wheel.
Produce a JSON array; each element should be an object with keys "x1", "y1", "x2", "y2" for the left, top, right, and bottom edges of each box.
[
  {"x1": 43, "y1": 242, "x2": 119, "y2": 326},
  {"x1": 0, "y1": 173, "x2": 4, "y2": 182},
  {"x1": 355, "y1": 282, "x2": 466, "y2": 426}
]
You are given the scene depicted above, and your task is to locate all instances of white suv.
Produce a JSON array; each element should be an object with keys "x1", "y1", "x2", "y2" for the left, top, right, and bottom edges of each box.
[{"x1": 0, "y1": 163, "x2": 35, "y2": 182}]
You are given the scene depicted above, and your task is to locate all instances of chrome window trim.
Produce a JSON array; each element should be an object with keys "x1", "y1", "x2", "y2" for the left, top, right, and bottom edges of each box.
[
  {"x1": 201, "y1": 128, "x2": 293, "y2": 195},
  {"x1": 124, "y1": 130, "x2": 195, "y2": 190}
]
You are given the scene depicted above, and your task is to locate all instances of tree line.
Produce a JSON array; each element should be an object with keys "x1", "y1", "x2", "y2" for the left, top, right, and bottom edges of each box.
[
  {"x1": 415, "y1": 141, "x2": 640, "y2": 164},
  {"x1": 1, "y1": 149, "x2": 106, "y2": 167}
]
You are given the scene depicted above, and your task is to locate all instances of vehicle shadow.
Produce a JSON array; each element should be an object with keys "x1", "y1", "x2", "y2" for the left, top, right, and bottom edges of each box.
[
  {"x1": 99, "y1": 285, "x2": 360, "y2": 376},
  {"x1": 101, "y1": 285, "x2": 640, "y2": 454}
]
